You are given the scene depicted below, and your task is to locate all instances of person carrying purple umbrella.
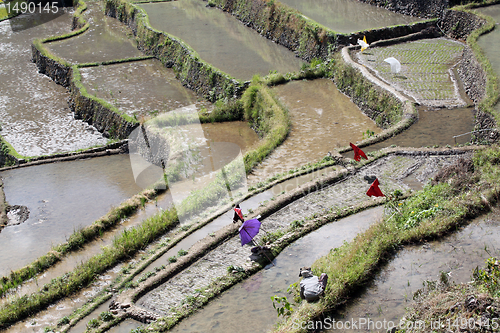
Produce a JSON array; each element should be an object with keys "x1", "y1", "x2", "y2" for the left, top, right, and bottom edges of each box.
[{"x1": 299, "y1": 267, "x2": 328, "y2": 302}]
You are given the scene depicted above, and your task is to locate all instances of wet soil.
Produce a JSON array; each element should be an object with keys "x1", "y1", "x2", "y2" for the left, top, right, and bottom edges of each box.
[
  {"x1": 44, "y1": 1, "x2": 142, "y2": 64},
  {"x1": 79, "y1": 59, "x2": 211, "y2": 117},
  {"x1": 138, "y1": 0, "x2": 303, "y2": 80},
  {"x1": 0, "y1": 11, "x2": 106, "y2": 156},
  {"x1": 137, "y1": 152, "x2": 464, "y2": 318},
  {"x1": 248, "y1": 79, "x2": 381, "y2": 184},
  {"x1": 323, "y1": 208, "x2": 500, "y2": 332},
  {"x1": 278, "y1": 0, "x2": 422, "y2": 34}
]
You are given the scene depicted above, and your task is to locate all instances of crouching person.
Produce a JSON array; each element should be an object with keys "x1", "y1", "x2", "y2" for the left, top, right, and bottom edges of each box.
[{"x1": 299, "y1": 267, "x2": 328, "y2": 302}]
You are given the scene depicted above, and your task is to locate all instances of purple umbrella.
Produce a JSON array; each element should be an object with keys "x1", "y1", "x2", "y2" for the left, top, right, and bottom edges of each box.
[{"x1": 239, "y1": 219, "x2": 261, "y2": 246}]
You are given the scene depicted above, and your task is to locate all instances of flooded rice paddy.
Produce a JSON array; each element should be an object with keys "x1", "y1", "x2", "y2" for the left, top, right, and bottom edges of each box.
[
  {"x1": 352, "y1": 106, "x2": 475, "y2": 157},
  {"x1": 1, "y1": 0, "x2": 498, "y2": 332},
  {"x1": 0, "y1": 11, "x2": 106, "y2": 156},
  {"x1": 279, "y1": 0, "x2": 422, "y2": 33},
  {"x1": 165, "y1": 207, "x2": 385, "y2": 333},
  {"x1": 0, "y1": 154, "x2": 143, "y2": 276},
  {"x1": 138, "y1": 0, "x2": 304, "y2": 80},
  {"x1": 248, "y1": 79, "x2": 381, "y2": 183},
  {"x1": 79, "y1": 59, "x2": 211, "y2": 117},
  {"x1": 324, "y1": 209, "x2": 500, "y2": 332},
  {"x1": 355, "y1": 38, "x2": 467, "y2": 107},
  {"x1": 44, "y1": 2, "x2": 142, "y2": 64}
]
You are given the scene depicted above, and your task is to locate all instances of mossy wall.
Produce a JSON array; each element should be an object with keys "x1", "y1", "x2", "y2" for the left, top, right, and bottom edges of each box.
[
  {"x1": 31, "y1": 44, "x2": 138, "y2": 139},
  {"x1": 104, "y1": 0, "x2": 245, "y2": 102}
]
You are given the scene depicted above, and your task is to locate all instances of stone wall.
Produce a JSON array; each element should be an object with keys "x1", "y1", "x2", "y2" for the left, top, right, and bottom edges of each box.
[
  {"x1": 358, "y1": 0, "x2": 449, "y2": 18},
  {"x1": 0, "y1": 178, "x2": 7, "y2": 230},
  {"x1": 439, "y1": 9, "x2": 486, "y2": 41},
  {"x1": 104, "y1": 0, "x2": 246, "y2": 102},
  {"x1": 214, "y1": 0, "x2": 436, "y2": 61},
  {"x1": 31, "y1": 44, "x2": 72, "y2": 88},
  {"x1": 69, "y1": 85, "x2": 139, "y2": 139},
  {"x1": 457, "y1": 46, "x2": 487, "y2": 104},
  {"x1": 474, "y1": 110, "x2": 500, "y2": 143}
]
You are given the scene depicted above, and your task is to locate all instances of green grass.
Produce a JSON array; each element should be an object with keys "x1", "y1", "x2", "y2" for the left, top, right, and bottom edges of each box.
[
  {"x1": 0, "y1": 0, "x2": 24, "y2": 21},
  {"x1": 332, "y1": 53, "x2": 403, "y2": 128},
  {"x1": 273, "y1": 146, "x2": 500, "y2": 333}
]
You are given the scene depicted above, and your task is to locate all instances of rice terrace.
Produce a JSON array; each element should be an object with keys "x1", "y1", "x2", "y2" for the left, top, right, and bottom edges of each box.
[{"x1": 2, "y1": 0, "x2": 500, "y2": 332}]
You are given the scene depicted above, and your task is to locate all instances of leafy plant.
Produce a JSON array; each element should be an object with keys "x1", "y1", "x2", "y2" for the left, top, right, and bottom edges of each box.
[
  {"x1": 178, "y1": 249, "x2": 188, "y2": 256},
  {"x1": 271, "y1": 295, "x2": 295, "y2": 318}
]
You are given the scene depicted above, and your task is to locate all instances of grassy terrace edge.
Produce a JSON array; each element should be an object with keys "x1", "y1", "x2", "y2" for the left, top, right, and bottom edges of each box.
[
  {"x1": 0, "y1": 70, "x2": 295, "y2": 333},
  {"x1": 271, "y1": 146, "x2": 500, "y2": 333},
  {"x1": 103, "y1": 0, "x2": 246, "y2": 102}
]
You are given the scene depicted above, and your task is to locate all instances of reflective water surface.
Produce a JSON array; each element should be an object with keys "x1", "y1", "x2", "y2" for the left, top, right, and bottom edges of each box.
[
  {"x1": 278, "y1": 0, "x2": 422, "y2": 34},
  {"x1": 139, "y1": 0, "x2": 303, "y2": 80},
  {"x1": 0, "y1": 12, "x2": 106, "y2": 156}
]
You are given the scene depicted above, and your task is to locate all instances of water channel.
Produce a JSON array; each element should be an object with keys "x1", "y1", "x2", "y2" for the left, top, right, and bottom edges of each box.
[
  {"x1": 138, "y1": 0, "x2": 304, "y2": 80},
  {"x1": 0, "y1": 11, "x2": 106, "y2": 157},
  {"x1": 322, "y1": 208, "x2": 500, "y2": 332}
]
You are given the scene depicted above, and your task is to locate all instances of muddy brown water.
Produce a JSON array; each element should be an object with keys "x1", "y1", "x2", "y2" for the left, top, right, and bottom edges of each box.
[
  {"x1": 321, "y1": 209, "x2": 500, "y2": 332},
  {"x1": 44, "y1": 1, "x2": 143, "y2": 64},
  {"x1": 163, "y1": 207, "x2": 385, "y2": 333},
  {"x1": 0, "y1": 11, "x2": 107, "y2": 156},
  {"x1": 343, "y1": 106, "x2": 475, "y2": 160},
  {"x1": 0, "y1": 154, "x2": 143, "y2": 277},
  {"x1": 248, "y1": 79, "x2": 381, "y2": 184},
  {"x1": 79, "y1": 59, "x2": 211, "y2": 117},
  {"x1": 138, "y1": 0, "x2": 304, "y2": 80},
  {"x1": 278, "y1": 0, "x2": 423, "y2": 34}
]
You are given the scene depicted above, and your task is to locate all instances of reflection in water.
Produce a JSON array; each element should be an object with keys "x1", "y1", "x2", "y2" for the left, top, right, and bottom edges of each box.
[
  {"x1": 168, "y1": 207, "x2": 384, "y2": 333},
  {"x1": 0, "y1": 12, "x2": 106, "y2": 156},
  {"x1": 45, "y1": 2, "x2": 142, "y2": 63},
  {"x1": 80, "y1": 59, "x2": 211, "y2": 117},
  {"x1": 278, "y1": 0, "x2": 422, "y2": 33},
  {"x1": 0, "y1": 154, "x2": 143, "y2": 276},
  {"x1": 324, "y1": 210, "x2": 500, "y2": 332},
  {"x1": 139, "y1": 0, "x2": 303, "y2": 80},
  {"x1": 249, "y1": 79, "x2": 380, "y2": 183}
]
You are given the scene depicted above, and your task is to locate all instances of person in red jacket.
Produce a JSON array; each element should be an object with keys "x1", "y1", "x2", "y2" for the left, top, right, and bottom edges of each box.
[{"x1": 233, "y1": 204, "x2": 244, "y2": 223}]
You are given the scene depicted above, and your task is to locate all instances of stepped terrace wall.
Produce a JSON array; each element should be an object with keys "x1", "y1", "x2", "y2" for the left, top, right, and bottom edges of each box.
[
  {"x1": 211, "y1": 0, "x2": 435, "y2": 61},
  {"x1": 104, "y1": 0, "x2": 245, "y2": 102}
]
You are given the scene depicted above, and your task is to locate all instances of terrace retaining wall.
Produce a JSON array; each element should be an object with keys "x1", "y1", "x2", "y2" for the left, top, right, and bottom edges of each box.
[
  {"x1": 214, "y1": 0, "x2": 436, "y2": 61},
  {"x1": 31, "y1": 45, "x2": 138, "y2": 140},
  {"x1": 104, "y1": 0, "x2": 246, "y2": 102}
]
